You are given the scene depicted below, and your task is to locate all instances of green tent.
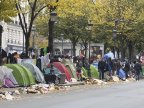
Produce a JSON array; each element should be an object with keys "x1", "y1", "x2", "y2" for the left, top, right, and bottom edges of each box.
[
  {"x1": 17, "y1": 64, "x2": 35, "y2": 85},
  {"x1": 82, "y1": 67, "x2": 88, "y2": 77},
  {"x1": 82, "y1": 65, "x2": 99, "y2": 79},
  {"x1": 62, "y1": 59, "x2": 78, "y2": 79},
  {"x1": 5, "y1": 64, "x2": 35, "y2": 86}
]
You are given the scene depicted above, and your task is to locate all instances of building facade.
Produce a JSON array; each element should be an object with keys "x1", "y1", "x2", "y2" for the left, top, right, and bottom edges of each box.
[
  {"x1": 0, "y1": 21, "x2": 24, "y2": 53},
  {"x1": 0, "y1": 7, "x2": 29, "y2": 53},
  {"x1": 53, "y1": 38, "x2": 104, "y2": 58}
]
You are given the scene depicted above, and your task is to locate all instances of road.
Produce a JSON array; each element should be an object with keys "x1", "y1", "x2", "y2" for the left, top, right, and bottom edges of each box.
[{"x1": 1, "y1": 81, "x2": 144, "y2": 108}]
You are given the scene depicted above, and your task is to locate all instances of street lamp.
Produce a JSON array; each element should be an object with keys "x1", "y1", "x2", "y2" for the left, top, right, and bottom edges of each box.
[
  {"x1": 61, "y1": 33, "x2": 64, "y2": 54},
  {"x1": 23, "y1": 32, "x2": 25, "y2": 52},
  {"x1": 48, "y1": 0, "x2": 58, "y2": 60},
  {"x1": 32, "y1": 25, "x2": 36, "y2": 50},
  {"x1": 86, "y1": 20, "x2": 93, "y2": 79},
  {"x1": 87, "y1": 20, "x2": 93, "y2": 63},
  {"x1": 113, "y1": 29, "x2": 117, "y2": 58}
]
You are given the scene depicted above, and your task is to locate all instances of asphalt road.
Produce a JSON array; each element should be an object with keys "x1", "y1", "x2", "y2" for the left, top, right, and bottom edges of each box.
[{"x1": 1, "y1": 81, "x2": 144, "y2": 108}]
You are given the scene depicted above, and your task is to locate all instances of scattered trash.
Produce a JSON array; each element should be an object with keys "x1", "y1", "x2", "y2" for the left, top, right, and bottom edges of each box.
[
  {"x1": 0, "y1": 76, "x2": 138, "y2": 101},
  {"x1": 5, "y1": 92, "x2": 14, "y2": 100},
  {"x1": 111, "y1": 76, "x2": 120, "y2": 82},
  {"x1": 92, "y1": 79, "x2": 107, "y2": 85}
]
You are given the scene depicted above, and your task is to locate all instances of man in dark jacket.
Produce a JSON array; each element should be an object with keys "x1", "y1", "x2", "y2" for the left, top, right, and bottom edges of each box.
[
  {"x1": 123, "y1": 61, "x2": 130, "y2": 78},
  {"x1": 76, "y1": 60, "x2": 83, "y2": 80},
  {"x1": 134, "y1": 60, "x2": 142, "y2": 80},
  {"x1": 98, "y1": 58, "x2": 107, "y2": 80}
]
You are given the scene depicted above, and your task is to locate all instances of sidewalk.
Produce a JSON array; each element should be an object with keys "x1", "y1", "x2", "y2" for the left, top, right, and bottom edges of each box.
[{"x1": 0, "y1": 77, "x2": 136, "y2": 101}]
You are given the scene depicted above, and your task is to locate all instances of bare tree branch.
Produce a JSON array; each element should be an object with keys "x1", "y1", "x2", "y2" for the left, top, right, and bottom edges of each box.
[{"x1": 15, "y1": 3, "x2": 26, "y2": 35}]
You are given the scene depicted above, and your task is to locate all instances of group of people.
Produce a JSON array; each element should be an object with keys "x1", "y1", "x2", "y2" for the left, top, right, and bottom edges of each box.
[
  {"x1": 98, "y1": 57, "x2": 143, "y2": 81},
  {"x1": 74, "y1": 48, "x2": 143, "y2": 82},
  {"x1": 75, "y1": 56, "x2": 90, "y2": 81},
  {"x1": 1, "y1": 47, "x2": 143, "y2": 82}
]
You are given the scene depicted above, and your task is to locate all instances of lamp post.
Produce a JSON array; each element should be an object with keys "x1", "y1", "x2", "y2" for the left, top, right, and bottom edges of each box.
[
  {"x1": 113, "y1": 29, "x2": 117, "y2": 58},
  {"x1": 87, "y1": 20, "x2": 93, "y2": 63},
  {"x1": 86, "y1": 20, "x2": 93, "y2": 79},
  {"x1": 23, "y1": 32, "x2": 25, "y2": 52},
  {"x1": 0, "y1": 25, "x2": 3, "y2": 66},
  {"x1": 48, "y1": 0, "x2": 58, "y2": 60},
  {"x1": 61, "y1": 33, "x2": 64, "y2": 54},
  {"x1": 32, "y1": 25, "x2": 36, "y2": 50}
]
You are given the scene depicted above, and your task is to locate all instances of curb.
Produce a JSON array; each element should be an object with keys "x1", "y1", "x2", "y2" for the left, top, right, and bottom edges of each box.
[{"x1": 57, "y1": 82, "x2": 85, "y2": 86}]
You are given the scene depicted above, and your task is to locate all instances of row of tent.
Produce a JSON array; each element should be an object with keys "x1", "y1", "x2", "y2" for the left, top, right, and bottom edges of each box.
[{"x1": 0, "y1": 59, "x2": 99, "y2": 88}]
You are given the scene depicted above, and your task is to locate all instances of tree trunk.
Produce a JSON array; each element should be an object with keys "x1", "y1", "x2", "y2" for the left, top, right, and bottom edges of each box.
[
  {"x1": 0, "y1": 25, "x2": 3, "y2": 65},
  {"x1": 121, "y1": 46, "x2": 126, "y2": 61},
  {"x1": 25, "y1": 33, "x2": 30, "y2": 57},
  {"x1": 84, "y1": 43, "x2": 88, "y2": 58},
  {"x1": 123, "y1": 47, "x2": 126, "y2": 59},
  {"x1": 72, "y1": 42, "x2": 76, "y2": 57},
  {"x1": 119, "y1": 35, "x2": 126, "y2": 61},
  {"x1": 128, "y1": 41, "x2": 134, "y2": 61},
  {"x1": 48, "y1": 19, "x2": 55, "y2": 58},
  {"x1": 117, "y1": 48, "x2": 120, "y2": 59}
]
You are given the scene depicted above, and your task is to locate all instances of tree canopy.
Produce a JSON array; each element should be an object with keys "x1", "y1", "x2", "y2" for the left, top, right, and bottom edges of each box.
[
  {"x1": 0, "y1": 0, "x2": 17, "y2": 22},
  {"x1": 33, "y1": 0, "x2": 144, "y2": 58}
]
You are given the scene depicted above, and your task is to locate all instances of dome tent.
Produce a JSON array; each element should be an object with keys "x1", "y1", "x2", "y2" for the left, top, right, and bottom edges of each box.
[
  {"x1": 82, "y1": 65, "x2": 99, "y2": 79},
  {"x1": 61, "y1": 59, "x2": 77, "y2": 79},
  {"x1": 5, "y1": 64, "x2": 36, "y2": 87},
  {"x1": 17, "y1": 64, "x2": 36, "y2": 85},
  {"x1": 0, "y1": 66, "x2": 18, "y2": 88},
  {"x1": 48, "y1": 62, "x2": 71, "y2": 81},
  {"x1": 21, "y1": 62, "x2": 45, "y2": 83}
]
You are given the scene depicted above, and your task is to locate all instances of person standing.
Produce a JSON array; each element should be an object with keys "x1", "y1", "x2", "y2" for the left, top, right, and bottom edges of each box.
[
  {"x1": 76, "y1": 59, "x2": 83, "y2": 81},
  {"x1": 134, "y1": 60, "x2": 142, "y2": 81},
  {"x1": 98, "y1": 58, "x2": 107, "y2": 80},
  {"x1": 123, "y1": 61, "x2": 130, "y2": 78}
]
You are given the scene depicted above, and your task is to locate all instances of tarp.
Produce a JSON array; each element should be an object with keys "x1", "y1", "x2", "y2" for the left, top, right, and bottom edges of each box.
[
  {"x1": 48, "y1": 62, "x2": 71, "y2": 81},
  {"x1": 61, "y1": 59, "x2": 77, "y2": 79},
  {"x1": 0, "y1": 66, "x2": 18, "y2": 87},
  {"x1": 104, "y1": 51, "x2": 114, "y2": 60},
  {"x1": 82, "y1": 65, "x2": 99, "y2": 79},
  {"x1": 21, "y1": 62, "x2": 45, "y2": 83},
  {"x1": 5, "y1": 64, "x2": 36, "y2": 87}
]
